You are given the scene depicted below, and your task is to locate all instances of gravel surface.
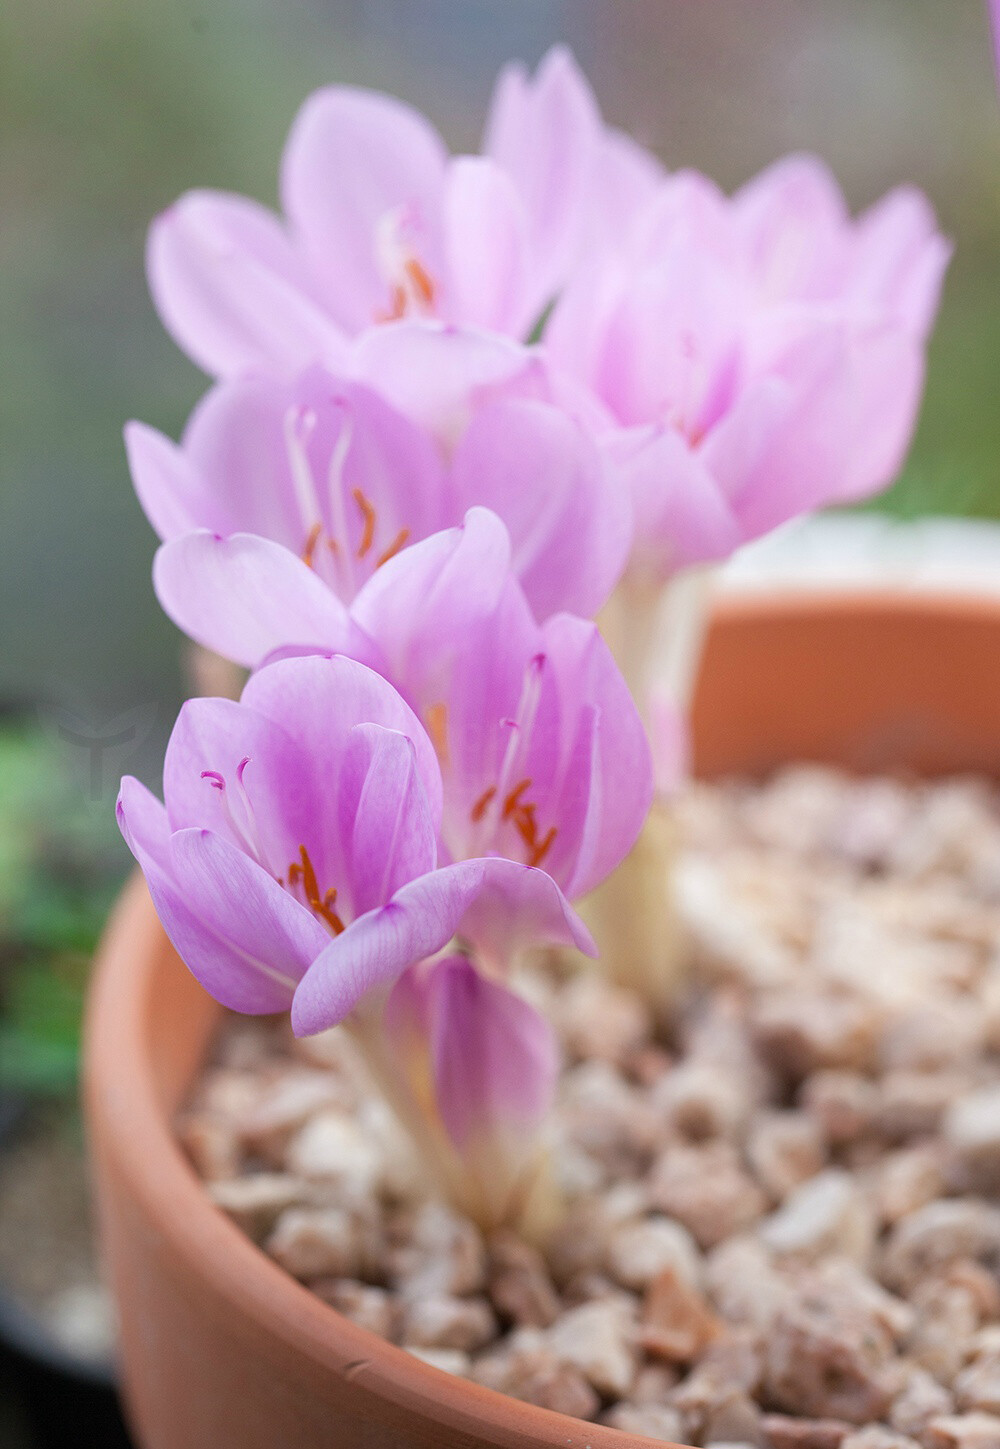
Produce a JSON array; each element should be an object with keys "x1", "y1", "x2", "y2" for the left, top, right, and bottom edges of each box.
[{"x1": 181, "y1": 767, "x2": 1000, "y2": 1447}]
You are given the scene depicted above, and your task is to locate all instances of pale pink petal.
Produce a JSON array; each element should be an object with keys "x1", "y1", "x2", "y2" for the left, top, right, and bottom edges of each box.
[
  {"x1": 117, "y1": 777, "x2": 323, "y2": 1014},
  {"x1": 734, "y1": 153, "x2": 849, "y2": 303},
  {"x1": 849, "y1": 186, "x2": 951, "y2": 338},
  {"x1": 611, "y1": 428, "x2": 741, "y2": 576},
  {"x1": 484, "y1": 45, "x2": 601, "y2": 306},
  {"x1": 349, "y1": 320, "x2": 530, "y2": 445},
  {"x1": 423, "y1": 957, "x2": 559, "y2": 1155},
  {"x1": 281, "y1": 87, "x2": 448, "y2": 332},
  {"x1": 443, "y1": 157, "x2": 533, "y2": 337},
  {"x1": 450, "y1": 398, "x2": 630, "y2": 619},
  {"x1": 147, "y1": 191, "x2": 347, "y2": 377},
  {"x1": 124, "y1": 421, "x2": 208, "y2": 542},
  {"x1": 153, "y1": 531, "x2": 353, "y2": 668}
]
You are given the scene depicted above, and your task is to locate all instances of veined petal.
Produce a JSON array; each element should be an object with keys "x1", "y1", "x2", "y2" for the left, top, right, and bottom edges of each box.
[
  {"x1": 147, "y1": 190, "x2": 347, "y2": 377},
  {"x1": 454, "y1": 856, "x2": 596, "y2": 972},
  {"x1": 242, "y1": 654, "x2": 443, "y2": 842},
  {"x1": 422, "y1": 956, "x2": 559, "y2": 1155},
  {"x1": 338, "y1": 724, "x2": 439, "y2": 916},
  {"x1": 530, "y1": 613, "x2": 653, "y2": 899},
  {"x1": 153, "y1": 531, "x2": 352, "y2": 668},
  {"x1": 168, "y1": 828, "x2": 329, "y2": 1010},
  {"x1": 281, "y1": 86, "x2": 448, "y2": 332},
  {"x1": 117, "y1": 778, "x2": 321, "y2": 1014},
  {"x1": 290, "y1": 855, "x2": 592, "y2": 1035}
]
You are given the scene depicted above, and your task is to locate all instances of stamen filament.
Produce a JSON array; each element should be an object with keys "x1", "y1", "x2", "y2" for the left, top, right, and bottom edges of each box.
[
  {"x1": 353, "y1": 488, "x2": 377, "y2": 558},
  {"x1": 376, "y1": 528, "x2": 410, "y2": 568}
]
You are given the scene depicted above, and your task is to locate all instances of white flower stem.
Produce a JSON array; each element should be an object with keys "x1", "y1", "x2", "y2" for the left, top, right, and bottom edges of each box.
[{"x1": 591, "y1": 563, "x2": 718, "y2": 1013}]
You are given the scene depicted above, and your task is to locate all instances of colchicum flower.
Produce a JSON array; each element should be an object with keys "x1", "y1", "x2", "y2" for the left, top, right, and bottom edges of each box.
[
  {"x1": 117, "y1": 652, "x2": 593, "y2": 1033},
  {"x1": 126, "y1": 359, "x2": 629, "y2": 627},
  {"x1": 145, "y1": 47, "x2": 633, "y2": 376},
  {"x1": 547, "y1": 156, "x2": 950, "y2": 582},
  {"x1": 152, "y1": 507, "x2": 654, "y2": 925}
]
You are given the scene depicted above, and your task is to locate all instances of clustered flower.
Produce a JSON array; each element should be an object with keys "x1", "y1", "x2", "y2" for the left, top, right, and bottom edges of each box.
[{"x1": 120, "y1": 48, "x2": 947, "y2": 1227}]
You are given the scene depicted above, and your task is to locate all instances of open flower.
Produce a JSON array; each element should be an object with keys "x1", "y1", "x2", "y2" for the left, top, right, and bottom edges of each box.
[
  {"x1": 547, "y1": 157, "x2": 951, "y2": 581},
  {"x1": 383, "y1": 954, "x2": 559, "y2": 1230},
  {"x1": 117, "y1": 653, "x2": 592, "y2": 1033},
  {"x1": 126, "y1": 359, "x2": 628, "y2": 624},
  {"x1": 146, "y1": 47, "x2": 634, "y2": 378},
  {"x1": 154, "y1": 508, "x2": 653, "y2": 916}
]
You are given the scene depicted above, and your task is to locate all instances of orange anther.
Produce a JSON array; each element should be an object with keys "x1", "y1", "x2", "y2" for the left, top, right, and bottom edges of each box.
[
  {"x1": 405, "y1": 256, "x2": 436, "y2": 308},
  {"x1": 502, "y1": 779, "x2": 532, "y2": 820},
  {"x1": 376, "y1": 528, "x2": 410, "y2": 568},
  {"x1": 352, "y1": 488, "x2": 377, "y2": 558},
  {"x1": 470, "y1": 785, "x2": 497, "y2": 823},
  {"x1": 426, "y1": 702, "x2": 449, "y2": 764},
  {"x1": 289, "y1": 845, "x2": 345, "y2": 935},
  {"x1": 302, "y1": 521, "x2": 322, "y2": 570}
]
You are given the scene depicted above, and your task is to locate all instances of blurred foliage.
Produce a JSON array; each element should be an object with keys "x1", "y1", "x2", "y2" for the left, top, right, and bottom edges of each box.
[{"x1": 0, "y1": 723, "x2": 126, "y2": 1097}]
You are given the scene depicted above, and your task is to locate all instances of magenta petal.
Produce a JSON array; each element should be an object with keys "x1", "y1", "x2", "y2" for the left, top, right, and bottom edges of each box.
[
  {"x1": 242, "y1": 654, "x2": 443, "y2": 839},
  {"x1": 338, "y1": 724, "x2": 438, "y2": 916},
  {"x1": 290, "y1": 859, "x2": 493, "y2": 1033},
  {"x1": 116, "y1": 778, "x2": 321, "y2": 1014},
  {"x1": 281, "y1": 86, "x2": 448, "y2": 333},
  {"x1": 454, "y1": 856, "x2": 596, "y2": 970},
  {"x1": 153, "y1": 531, "x2": 352, "y2": 668},
  {"x1": 850, "y1": 186, "x2": 951, "y2": 340},
  {"x1": 451, "y1": 399, "x2": 630, "y2": 619},
  {"x1": 168, "y1": 828, "x2": 329, "y2": 1011},
  {"x1": 147, "y1": 190, "x2": 347, "y2": 377},
  {"x1": 422, "y1": 956, "x2": 559, "y2": 1155}
]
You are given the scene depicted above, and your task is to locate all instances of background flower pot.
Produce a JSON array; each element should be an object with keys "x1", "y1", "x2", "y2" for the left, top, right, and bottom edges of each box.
[{"x1": 84, "y1": 593, "x2": 1000, "y2": 1449}]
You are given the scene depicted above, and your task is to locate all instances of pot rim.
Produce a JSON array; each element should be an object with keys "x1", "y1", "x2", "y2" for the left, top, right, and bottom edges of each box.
[{"x1": 84, "y1": 589, "x2": 1000, "y2": 1449}]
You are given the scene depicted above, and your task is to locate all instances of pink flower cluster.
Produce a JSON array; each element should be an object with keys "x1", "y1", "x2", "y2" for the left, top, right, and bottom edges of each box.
[{"x1": 120, "y1": 48, "x2": 947, "y2": 1217}]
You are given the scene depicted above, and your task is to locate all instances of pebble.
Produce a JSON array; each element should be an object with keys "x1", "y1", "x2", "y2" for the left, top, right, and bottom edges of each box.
[
  {"x1": 881, "y1": 1201, "x2": 1000, "y2": 1294},
  {"x1": 763, "y1": 1288, "x2": 898, "y2": 1423},
  {"x1": 265, "y1": 1207, "x2": 361, "y2": 1280},
  {"x1": 608, "y1": 1214, "x2": 702, "y2": 1291},
  {"x1": 402, "y1": 1295, "x2": 497, "y2": 1353},
  {"x1": 923, "y1": 1414, "x2": 1000, "y2": 1449},
  {"x1": 207, "y1": 1173, "x2": 302, "y2": 1241},
  {"x1": 181, "y1": 767, "x2": 1000, "y2": 1441},
  {"x1": 747, "y1": 1110, "x2": 827, "y2": 1201},
  {"x1": 640, "y1": 1265, "x2": 722, "y2": 1363},
  {"x1": 601, "y1": 1401, "x2": 686, "y2": 1440},
  {"x1": 944, "y1": 1086, "x2": 1000, "y2": 1191},
  {"x1": 309, "y1": 1279, "x2": 398, "y2": 1339},
  {"x1": 649, "y1": 1142, "x2": 768, "y2": 1248},
  {"x1": 760, "y1": 1169, "x2": 875, "y2": 1265},
  {"x1": 546, "y1": 1297, "x2": 638, "y2": 1399}
]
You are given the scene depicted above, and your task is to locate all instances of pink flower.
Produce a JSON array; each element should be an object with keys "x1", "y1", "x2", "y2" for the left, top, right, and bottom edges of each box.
[
  {"x1": 153, "y1": 508, "x2": 653, "y2": 918},
  {"x1": 146, "y1": 48, "x2": 637, "y2": 377},
  {"x1": 117, "y1": 653, "x2": 593, "y2": 1033},
  {"x1": 384, "y1": 954, "x2": 558, "y2": 1224},
  {"x1": 126, "y1": 357, "x2": 629, "y2": 623},
  {"x1": 547, "y1": 156, "x2": 951, "y2": 580}
]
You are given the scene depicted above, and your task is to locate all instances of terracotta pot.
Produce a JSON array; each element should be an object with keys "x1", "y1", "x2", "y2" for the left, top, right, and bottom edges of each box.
[{"x1": 85, "y1": 593, "x2": 1000, "y2": 1449}]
